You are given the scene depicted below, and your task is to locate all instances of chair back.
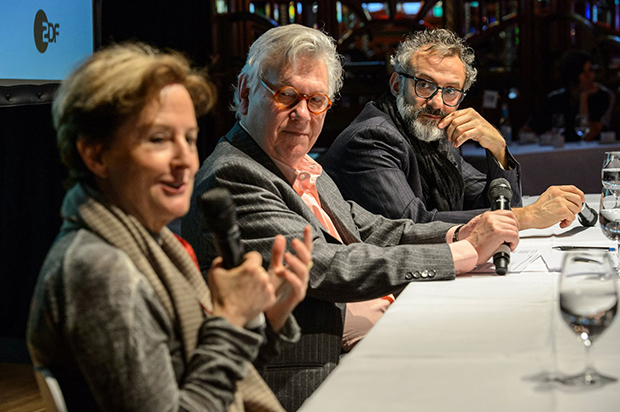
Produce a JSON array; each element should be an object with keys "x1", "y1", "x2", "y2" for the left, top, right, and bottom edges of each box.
[{"x1": 33, "y1": 366, "x2": 68, "y2": 412}]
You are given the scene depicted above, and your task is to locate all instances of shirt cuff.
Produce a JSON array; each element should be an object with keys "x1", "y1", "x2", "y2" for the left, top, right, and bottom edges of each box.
[
  {"x1": 448, "y1": 241, "x2": 478, "y2": 275},
  {"x1": 490, "y1": 147, "x2": 517, "y2": 171}
]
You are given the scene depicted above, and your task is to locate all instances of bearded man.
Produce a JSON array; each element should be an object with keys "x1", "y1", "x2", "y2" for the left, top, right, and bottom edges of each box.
[{"x1": 323, "y1": 29, "x2": 584, "y2": 228}]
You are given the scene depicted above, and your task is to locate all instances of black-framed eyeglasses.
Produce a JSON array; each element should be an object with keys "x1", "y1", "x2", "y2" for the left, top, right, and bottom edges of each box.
[
  {"x1": 259, "y1": 78, "x2": 332, "y2": 115},
  {"x1": 396, "y1": 72, "x2": 465, "y2": 107}
]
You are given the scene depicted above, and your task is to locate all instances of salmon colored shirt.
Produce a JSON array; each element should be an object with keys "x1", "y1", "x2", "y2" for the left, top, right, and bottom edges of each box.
[{"x1": 241, "y1": 123, "x2": 477, "y2": 350}]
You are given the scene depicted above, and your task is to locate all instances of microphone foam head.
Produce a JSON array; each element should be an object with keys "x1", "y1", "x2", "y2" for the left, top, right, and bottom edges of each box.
[
  {"x1": 488, "y1": 178, "x2": 512, "y2": 202},
  {"x1": 197, "y1": 187, "x2": 237, "y2": 235}
]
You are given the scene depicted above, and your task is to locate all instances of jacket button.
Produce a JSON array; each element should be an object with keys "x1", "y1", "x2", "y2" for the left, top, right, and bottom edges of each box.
[
  {"x1": 421, "y1": 270, "x2": 429, "y2": 278},
  {"x1": 405, "y1": 272, "x2": 413, "y2": 280},
  {"x1": 429, "y1": 270, "x2": 437, "y2": 278},
  {"x1": 413, "y1": 271, "x2": 421, "y2": 279}
]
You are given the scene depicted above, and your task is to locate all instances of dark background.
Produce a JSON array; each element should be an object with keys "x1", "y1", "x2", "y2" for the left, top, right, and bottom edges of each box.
[{"x1": 0, "y1": 0, "x2": 216, "y2": 363}]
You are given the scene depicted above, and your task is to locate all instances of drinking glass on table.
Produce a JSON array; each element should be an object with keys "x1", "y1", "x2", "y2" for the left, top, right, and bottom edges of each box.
[
  {"x1": 559, "y1": 251, "x2": 618, "y2": 386},
  {"x1": 600, "y1": 188, "x2": 620, "y2": 274},
  {"x1": 575, "y1": 113, "x2": 590, "y2": 140},
  {"x1": 602, "y1": 151, "x2": 620, "y2": 209},
  {"x1": 551, "y1": 113, "x2": 565, "y2": 137},
  {"x1": 602, "y1": 151, "x2": 620, "y2": 190}
]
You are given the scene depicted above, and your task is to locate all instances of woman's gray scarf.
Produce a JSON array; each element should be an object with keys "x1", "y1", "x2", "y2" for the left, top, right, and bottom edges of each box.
[{"x1": 67, "y1": 184, "x2": 283, "y2": 412}]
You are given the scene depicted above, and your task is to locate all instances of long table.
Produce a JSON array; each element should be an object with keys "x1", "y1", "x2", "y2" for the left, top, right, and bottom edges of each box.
[
  {"x1": 299, "y1": 194, "x2": 620, "y2": 412},
  {"x1": 461, "y1": 141, "x2": 620, "y2": 195}
]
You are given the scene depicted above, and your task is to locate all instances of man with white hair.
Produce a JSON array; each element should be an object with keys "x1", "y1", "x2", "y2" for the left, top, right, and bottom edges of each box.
[
  {"x1": 324, "y1": 29, "x2": 584, "y2": 227},
  {"x1": 182, "y1": 25, "x2": 520, "y2": 410}
]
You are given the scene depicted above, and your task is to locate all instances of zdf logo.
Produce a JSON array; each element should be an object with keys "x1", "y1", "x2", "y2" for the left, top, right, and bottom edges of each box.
[{"x1": 34, "y1": 10, "x2": 60, "y2": 53}]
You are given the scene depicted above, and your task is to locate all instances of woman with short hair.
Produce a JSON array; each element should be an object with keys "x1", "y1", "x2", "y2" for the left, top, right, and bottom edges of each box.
[{"x1": 27, "y1": 42, "x2": 312, "y2": 412}]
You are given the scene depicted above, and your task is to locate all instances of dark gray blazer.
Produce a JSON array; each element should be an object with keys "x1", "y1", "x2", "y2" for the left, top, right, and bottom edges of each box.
[
  {"x1": 323, "y1": 102, "x2": 522, "y2": 224},
  {"x1": 181, "y1": 122, "x2": 457, "y2": 410}
]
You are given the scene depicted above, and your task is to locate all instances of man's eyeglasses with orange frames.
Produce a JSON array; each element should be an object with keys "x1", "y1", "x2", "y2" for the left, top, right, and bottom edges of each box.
[{"x1": 259, "y1": 78, "x2": 332, "y2": 115}]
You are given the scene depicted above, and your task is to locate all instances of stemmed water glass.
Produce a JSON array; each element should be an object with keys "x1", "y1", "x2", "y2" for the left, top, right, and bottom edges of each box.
[
  {"x1": 575, "y1": 113, "x2": 590, "y2": 140},
  {"x1": 558, "y1": 251, "x2": 618, "y2": 386},
  {"x1": 602, "y1": 151, "x2": 620, "y2": 192},
  {"x1": 600, "y1": 187, "x2": 620, "y2": 275},
  {"x1": 603, "y1": 151, "x2": 620, "y2": 209},
  {"x1": 601, "y1": 152, "x2": 620, "y2": 274},
  {"x1": 551, "y1": 113, "x2": 565, "y2": 137}
]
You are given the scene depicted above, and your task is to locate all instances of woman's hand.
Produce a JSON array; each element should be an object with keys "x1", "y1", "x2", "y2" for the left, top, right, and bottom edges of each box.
[
  {"x1": 265, "y1": 226, "x2": 313, "y2": 332},
  {"x1": 208, "y1": 252, "x2": 275, "y2": 328}
]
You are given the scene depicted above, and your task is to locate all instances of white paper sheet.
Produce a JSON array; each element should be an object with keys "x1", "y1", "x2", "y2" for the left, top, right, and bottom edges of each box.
[
  {"x1": 541, "y1": 246, "x2": 617, "y2": 272},
  {"x1": 470, "y1": 248, "x2": 541, "y2": 274}
]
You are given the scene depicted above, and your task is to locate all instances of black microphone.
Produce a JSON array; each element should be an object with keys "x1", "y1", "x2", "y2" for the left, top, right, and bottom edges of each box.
[
  {"x1": 198, "y1": 187, "x2": 244, "y2": 269},
  {"x1": 578, "y1": 202, "x2": 598, "y2": 227},
  {"x1": 488, "y1": 178, "x2": 512, "y2": 275},
  {"x1": 197, "y1": 187, "x2": 265, "y2": 329}
]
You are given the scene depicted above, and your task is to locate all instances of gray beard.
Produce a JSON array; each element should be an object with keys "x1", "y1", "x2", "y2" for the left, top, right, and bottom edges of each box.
[{"x1": 396, "y1": 94, "x2": 445, "y2": 143}]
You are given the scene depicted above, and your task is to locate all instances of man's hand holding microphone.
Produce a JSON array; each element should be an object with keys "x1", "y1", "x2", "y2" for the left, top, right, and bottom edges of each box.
[{"x1": 457, "y1": 179, "x2": 520, "y2": 275}]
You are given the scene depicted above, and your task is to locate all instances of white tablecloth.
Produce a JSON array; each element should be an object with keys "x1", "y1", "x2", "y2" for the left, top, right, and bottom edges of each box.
[
  {"x1": 299, "y1": 194, "x2": 620, "y2": 412},
  {"x1": 461, "y1": 141, "x2": 620, "y2": 195}
]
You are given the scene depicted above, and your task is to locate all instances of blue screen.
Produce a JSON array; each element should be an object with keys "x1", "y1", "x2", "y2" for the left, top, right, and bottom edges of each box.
[{"x1": 0, "y1": 0, "x2": 93, "y2": 83}]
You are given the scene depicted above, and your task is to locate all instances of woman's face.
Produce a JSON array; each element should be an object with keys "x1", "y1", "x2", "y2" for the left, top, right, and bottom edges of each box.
[{"x1": 97, "y1": 84, "x2": 199, "y2": 232}]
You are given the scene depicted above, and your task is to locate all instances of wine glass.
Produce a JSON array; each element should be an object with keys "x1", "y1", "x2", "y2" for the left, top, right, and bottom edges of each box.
[
  {"x1": 602, "y1": 151, "x2": 620, "y2": 193},
  {"x1": 558, "y1": 251, "x2": 618, "y2": 386},
  {"x1": 551, "y1": 113, "x2": 565, "y2": 137},
  {"x1": 600, "y1": 188, "x2": 620, "y2": 272},
  {"x1": 575, "y1": 113, "x2": 590, "y2": 140}
]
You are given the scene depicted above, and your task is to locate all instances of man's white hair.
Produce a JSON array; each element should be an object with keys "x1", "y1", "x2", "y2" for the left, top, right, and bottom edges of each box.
[{"x1": 231, "y1": 24, "x2": 344, "y2": 118}]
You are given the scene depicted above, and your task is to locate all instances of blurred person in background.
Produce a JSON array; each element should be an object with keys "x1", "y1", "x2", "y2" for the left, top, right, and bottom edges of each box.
[{"x1": 522, "y1": 49, "x2": 614, "y2": 142}]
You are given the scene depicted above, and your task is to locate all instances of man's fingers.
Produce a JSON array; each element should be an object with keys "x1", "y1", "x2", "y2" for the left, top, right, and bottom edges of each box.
[
  {"x1": 559, "y1": 217, "x2": 574, "y2": 229},
  {"x1": 554, "y1": 184, "x2": 585, "y2": 196},
  {"x1": 544, "y1": 185, "x2": 586, "y2": 206},
  {"x1": 451, "y1": 125, "x2": 480, "y2": 147},
  {"x1": 438, "y1": 108, "x2": 469, "y2": 129},
  {"x1": 437, "y1": 113, "x2": 453, "y2": 129},
  {"x1": 559, "y1": 190, "x2": 585, "y2": 210}
]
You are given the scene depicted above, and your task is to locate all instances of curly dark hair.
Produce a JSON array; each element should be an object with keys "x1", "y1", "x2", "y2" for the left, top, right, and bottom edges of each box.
[{"x1": 390, "y1": 29, "x2": 478, "y2": 92}]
